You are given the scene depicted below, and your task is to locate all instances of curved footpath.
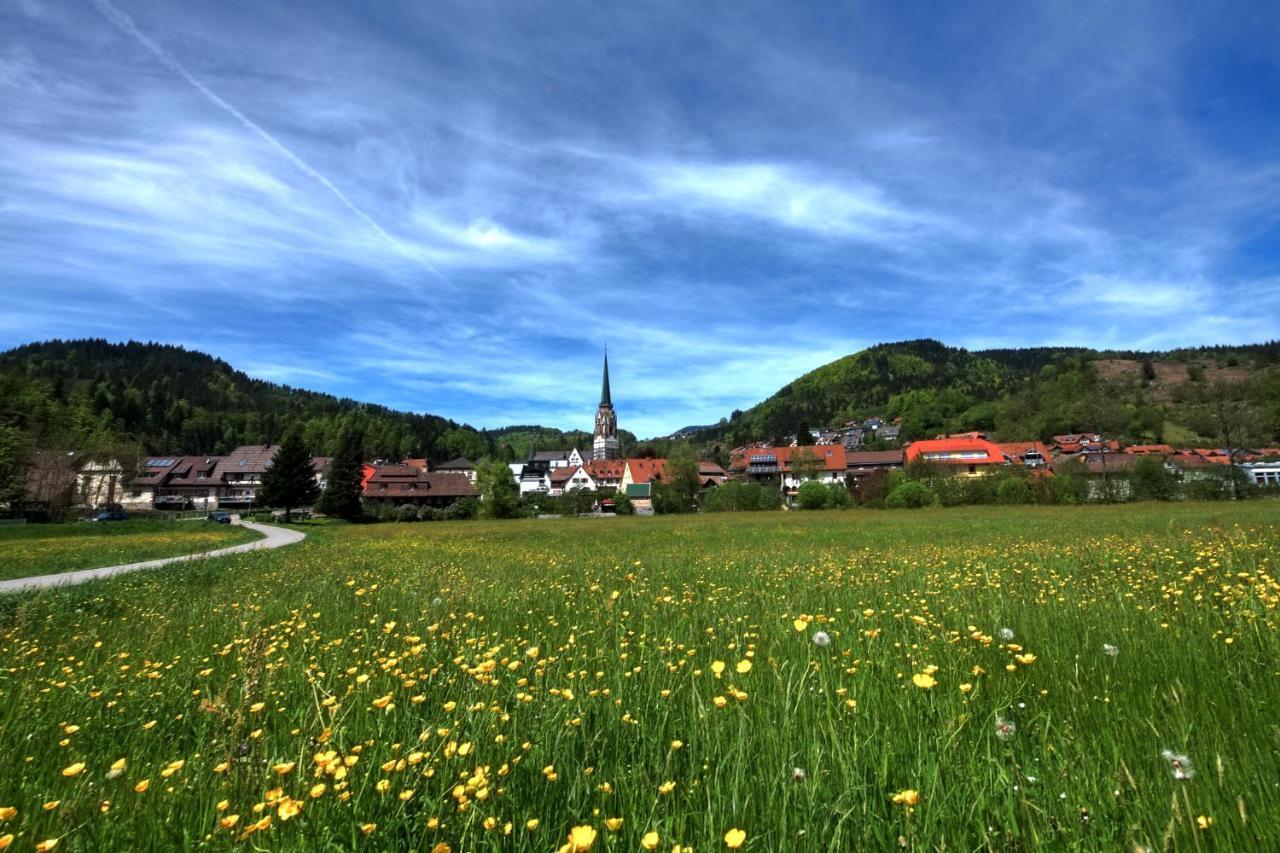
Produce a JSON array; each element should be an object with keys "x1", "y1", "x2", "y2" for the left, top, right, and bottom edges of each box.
[{"x1": 0, "y1": 518, "x2": 306, "y2": 594}]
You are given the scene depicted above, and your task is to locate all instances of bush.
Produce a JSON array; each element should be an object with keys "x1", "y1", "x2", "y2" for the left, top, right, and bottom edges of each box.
[
  {"x1": 443, "y1": 498, "x2": 479, "y2": 520},
  {"x1": 417, "y1": 506, "x2": 444, "y2": 521},
  {"x1": 1129, "y1": 456, "x2": 1177, "y2": 501},
  {"x1": 795, "y1": 480, "x2": 830, "y2": 510},
  {"x1": 702, "y1": 481, "x2": 780, "y2": 512},
  {"x1": 611, "y1": 493, "x2": 633, "y2": 515},
  {"x1": 996, "y1": 477, "x2": 1032, "y2": 505},
  {"x1": 886, "y1": 481, "x2": 936, "y2": 509},
  {"x1": 1051, "y1": 472, "x2": 1088, "y2": 505},
  {"x1": 1184, "y1": 476, "x2": 1226, "y2": 501},
  {"x1": 394, "y1": 504, "x2": 419, "y2": 522},
  {"x1": 824, "y1": 482, "x2": 851, "y2": 508}
]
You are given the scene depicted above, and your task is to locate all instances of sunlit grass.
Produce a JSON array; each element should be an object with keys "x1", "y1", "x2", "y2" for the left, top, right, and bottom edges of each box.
[
  {"x1": 0, "y1": 521, "x2": 259, "y2": 581},
  {"x1": 0, "y1": 502, "x2": 1277, "y2": 850}
]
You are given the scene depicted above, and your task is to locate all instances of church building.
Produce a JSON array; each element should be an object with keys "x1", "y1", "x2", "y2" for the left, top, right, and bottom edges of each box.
[{"x1": 592, "y1": 353, "x2": 621, "y2": 460}]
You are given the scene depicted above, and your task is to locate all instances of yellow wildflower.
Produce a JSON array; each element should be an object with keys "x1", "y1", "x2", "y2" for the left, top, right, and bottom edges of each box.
[{"x1": 724, "y1": 828, "x2": 747, "y2": 848}]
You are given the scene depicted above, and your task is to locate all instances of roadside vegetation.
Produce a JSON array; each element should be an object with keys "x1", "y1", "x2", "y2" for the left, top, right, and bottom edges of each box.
[
  {"x1": 0, "y1": 503, "x2": 1277, "y2": 850},
  {"x1": 0, "y1": 520, "x2": 258, "y2": 581}
]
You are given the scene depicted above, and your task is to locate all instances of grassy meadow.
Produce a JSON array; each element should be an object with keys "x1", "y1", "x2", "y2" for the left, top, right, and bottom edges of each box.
[
  {"x1": 0, "y1": 503, "x2": 1278, "y2": 851},
  {"x1": 0, "y1": 521, "x2": 260, "y2": 581}
]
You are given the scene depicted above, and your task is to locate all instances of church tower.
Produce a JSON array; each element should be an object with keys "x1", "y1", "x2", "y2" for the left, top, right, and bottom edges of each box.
[{"x1": 592, "y1": 352, "x2": 621, "y2": 460}]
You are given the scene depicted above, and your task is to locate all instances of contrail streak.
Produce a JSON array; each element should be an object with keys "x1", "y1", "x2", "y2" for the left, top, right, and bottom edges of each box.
[{"x1": 86, "y1": 0, "x2": 451, "y2": 284}]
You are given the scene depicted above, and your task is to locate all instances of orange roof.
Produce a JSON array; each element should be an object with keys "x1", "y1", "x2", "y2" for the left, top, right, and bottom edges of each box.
[
  {"x1": 1124, "y1": 444, "x2": 1174, "y2": 455},
  {"x1": 994, "y1": 441, "x2": 1053, "y2": 463},
  {"x1": 905, "y1": 438, "x2": 1005, "y2": 465},
  {"x1": 584, "y1": 459, "x2": 626, "y2": 479},
  {"x1": 626, "y1": 458, "x2": 669, "y2": 484},
  {"x1": 730, "y1": 445, "x2": 847, "y2": 472}
]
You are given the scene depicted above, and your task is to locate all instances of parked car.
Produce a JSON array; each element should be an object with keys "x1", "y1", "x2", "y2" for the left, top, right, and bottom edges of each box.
[
  {"x1": 207, "y1": 511, "x2": 232, "y2": 524},
  {"x1": 90, "y1": 510, "x2": 129, "y2": 522}
]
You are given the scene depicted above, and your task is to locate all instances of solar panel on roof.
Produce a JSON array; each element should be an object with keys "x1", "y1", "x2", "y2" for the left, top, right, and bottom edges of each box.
[{"x1": 147, "y1": 458, "x2": 177, "y2": 467}]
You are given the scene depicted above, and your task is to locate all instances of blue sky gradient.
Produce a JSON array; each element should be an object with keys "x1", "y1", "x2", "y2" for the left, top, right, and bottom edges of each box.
[{"x1": 2, "y1": 1, "x2": 1279, "y2": 436}]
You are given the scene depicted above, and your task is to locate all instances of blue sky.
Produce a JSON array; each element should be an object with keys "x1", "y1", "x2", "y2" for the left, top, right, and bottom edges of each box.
[{"x1": 2, "y1": 1, "x2": 1279, "y2": 437}]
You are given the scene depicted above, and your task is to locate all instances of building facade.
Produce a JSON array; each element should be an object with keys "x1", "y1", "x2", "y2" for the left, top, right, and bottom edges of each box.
[{"x1": 592, "y1": 353, "x2": 621, "y2": 460}]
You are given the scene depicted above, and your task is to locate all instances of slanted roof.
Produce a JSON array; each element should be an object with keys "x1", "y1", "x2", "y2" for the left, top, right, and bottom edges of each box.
[
  {"x1": 549, "y1": 466, "x2": 580, "y2": 485},
  {"x1": 845, "y1": 450, "x2": 904, "y2": 467},
  {"x1": 1124, "y1": 444, "x2": 1175, "y2": 455},
  {"x1": 530, "y1": 450, "x2": 572, "y2": 462},
  {"x1": 905, "y1": 438, "x2": 1005, "y2": 465},
  {"x1": 212, "y1": 445, "x2": 277, "y2": 480},
  {"x1": 584, "y1": 459, "x2": 626, "y2": 479},
  {"x1": 435, "y1": 457, "x2": 475, "y2": 470},
  {"x1": 994, "y1": 442, "x2": 1054, "y2": 464},
  {"x1": 730, "y1": 445, "x2": 848, "y2": 472},
  {"x1": 626, "y1": 458, "x2": 668, "y2": 484}
]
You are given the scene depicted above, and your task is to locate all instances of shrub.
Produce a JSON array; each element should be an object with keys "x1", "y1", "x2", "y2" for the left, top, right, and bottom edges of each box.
[
  {"x1": 795, "y1": 480, "x2": 830, "y2": 510},
  {"x1": 1051, "y1": 472, "x2": 1089, "y2": 505},
  {"x1": 611, "y1": 493, "x2": 633, "y2": 515},
  {"x1": 394, "y1": 504, "x2": 419, "y2": 522},
  {"x1": 996, "y1": 477, "x2": 1032, "y2": 505},
  {"x1": 417, "y1": 506, "x2": 444, "y2": 521},
  {"x1": 886, "y1": 481, "x2": 936, "y2": 509},
  {"x1": 824, "y1": 482, "x2": 851, "y2": 509},
  {"x1": 702, "y1": 481, "x2": 779, "y2": 512},
  {"x1": 1185, "y1": 476, "x2": 1226, "y2": 501},
  {"x1": 443, "y1": 498, "x2": 479, "y2": 520},
  {"x1": 1129, "y1": 456, "x2": 1178, "y2": 501}
]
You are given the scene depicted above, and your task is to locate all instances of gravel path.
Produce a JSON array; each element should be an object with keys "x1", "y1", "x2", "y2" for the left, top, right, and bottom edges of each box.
[{"x1": 0, "y1": 518, "x2": 305, "y2": 594}]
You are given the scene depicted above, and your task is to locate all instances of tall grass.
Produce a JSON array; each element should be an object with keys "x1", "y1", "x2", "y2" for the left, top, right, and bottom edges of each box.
[
  {"x1": 0, "y1": 521, "x2": 259, "y2": 581},
  {"x1": 0, "y1": 503, "x2": 1276, "y2": 850}
]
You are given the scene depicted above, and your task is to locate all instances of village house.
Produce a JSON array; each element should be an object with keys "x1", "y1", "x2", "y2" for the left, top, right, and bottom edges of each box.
[
  {"x1": 434, "y1": 457, "x2": 478, "y2": 483},
  {"x1": 698, "y1": 461, "x2": 729, "y2": 488},
  {"x1": 548, "y1": 465, "x2": 597, "y2": 496},
  {"x1": 210, "y1": 445, "x2": 277, "y2": 510},
  {"x1": 142, "y1": 455, "x2": 223, "y2": 510},
  {"x1": 845, "y1": 449, "x2": 904, "y2": 482},
  {"x1": 362, "y1": 465, "x2": 477, "y2": 508},
  {"x1": 584, "y1": 458, "x2": 626, "y2": 492},
  {"x1": 730, "y1": 445, "x2": 848, "y2": 495},
  {"x1": 994, "y1": 441, "x2": 1054, "y2": 469},
  {"x1": 1240, "y1": 460, "x2": 1280, "y2": 488},
  {"x1": 904, "y1": 437, "x2": 1007, "y2": 477}
]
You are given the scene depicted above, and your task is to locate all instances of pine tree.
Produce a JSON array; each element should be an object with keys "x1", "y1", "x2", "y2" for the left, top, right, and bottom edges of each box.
[
  {"x1": 258, "y1": 431, "x2": 320, "y2": 521},
  {"x1": 316, "y1": 426, "x2": 365, "y2": 520}
]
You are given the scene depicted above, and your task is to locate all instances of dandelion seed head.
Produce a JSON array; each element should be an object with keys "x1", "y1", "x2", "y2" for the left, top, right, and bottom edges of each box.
[{"x1": 812, "y1": 631, "x2": 831, "y2": 647}]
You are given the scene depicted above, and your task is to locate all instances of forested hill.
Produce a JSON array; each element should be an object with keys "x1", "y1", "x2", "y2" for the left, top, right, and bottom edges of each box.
[
  {"x1": 0, "y1": 339, "x2": 501, "y2": 462},
  {"x1": 709, "y1": 338, "x2": 1280, "y2": 448}
]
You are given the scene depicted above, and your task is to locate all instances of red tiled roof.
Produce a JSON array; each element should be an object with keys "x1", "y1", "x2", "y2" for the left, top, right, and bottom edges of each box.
[
  {"x1": 584, "y1": 459, "x2": 626, "y2": 480},
  {"x1": 626, "y1": 458, "x2": 669, "y2": 484},
  {"x1": 994, "y1": 442, "x2": 1053, "y2": 464},
  {"x1": 1124, "y1": 444, "x2": 1174, "y2": 455},
  {"x1": 905, "y1": 438, "x2": 1005, "y2": 465},
  {"x1": 549, "y1": 466, "x2": 580, "y2": 485},
  {"x1": 729, "y1": 445, "x2": 848, "y2": 472}
]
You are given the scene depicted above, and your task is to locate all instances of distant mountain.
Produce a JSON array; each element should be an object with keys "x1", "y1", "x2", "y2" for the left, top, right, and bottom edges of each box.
[
  {"x1": 0, "y1": 339, "x2": 495, "y2": 461},
  {"x1": 704, "y1": 338, "x2": 1280, "y2": 448}
]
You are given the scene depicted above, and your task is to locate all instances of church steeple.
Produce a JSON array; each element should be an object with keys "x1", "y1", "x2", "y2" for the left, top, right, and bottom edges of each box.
[
  {"x1": 592, "y1": 349, "x2": 621, "y2": 460},
  {"x1": 600, "y1": 352, "x2": 612, "y2": 407}
]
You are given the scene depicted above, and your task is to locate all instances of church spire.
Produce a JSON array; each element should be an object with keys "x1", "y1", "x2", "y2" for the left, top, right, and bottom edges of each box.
[{"x1": 600, "y1": 351, "x2": 612, "y2": 407}]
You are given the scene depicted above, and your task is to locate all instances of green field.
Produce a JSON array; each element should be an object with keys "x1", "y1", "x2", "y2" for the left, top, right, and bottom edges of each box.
[
  {"x1": 0, "y1": 503, "x2": 1277, "y2": 851},
  {"x1": 0, "y1": 521, "x2": 260, "y2": 581}
]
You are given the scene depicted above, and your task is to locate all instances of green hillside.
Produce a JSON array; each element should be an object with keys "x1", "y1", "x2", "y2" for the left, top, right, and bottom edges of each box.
[
  {"x1": 713, "y1": 339, "x2": 1280, "y2": 447},
  {"x1": 0, "y1": 339, "x2": 493, "y2": 463}
]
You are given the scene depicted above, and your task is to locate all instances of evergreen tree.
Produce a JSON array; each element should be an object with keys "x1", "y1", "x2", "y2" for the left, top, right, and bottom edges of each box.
[
  {"x1": 477, "y1": 460, "x2": 521, "y2": 519},
  {"x1": 316, "y1": 426, "x2": 365, "y2": 520},
  {"x1": 258, "y1": 431, "x2": 320, "y2": 521}
]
